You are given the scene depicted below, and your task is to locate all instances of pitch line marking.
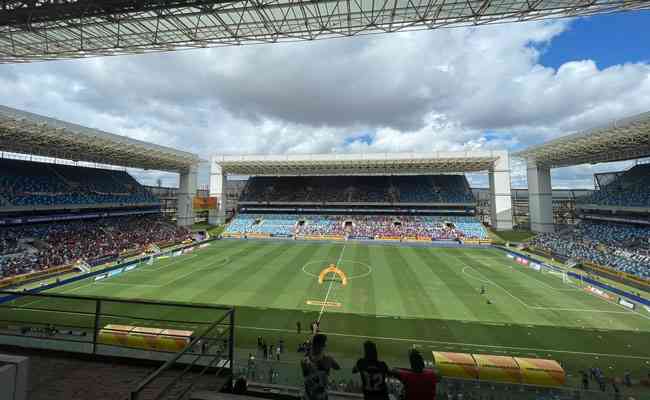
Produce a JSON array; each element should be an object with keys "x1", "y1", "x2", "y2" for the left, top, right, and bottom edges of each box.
[
  {"x1": 95, "y1": 282, "x2": 159, "y2": 288},
  {"x1": 506, "y1": 264, "x2": 578, "y2": 292},
  {"x1": 461, "y1": 264, "x2": 529, "y2": 308},
  {"x1": 138, "y1": 253, "x2": 200, "y2": 272},
  {"x1": 155, "y1": 256, "x2": 232, "y2": 287},
  {"x1": 235, "y1": 325, "x2": 650, "y2": 361},
  {"x1": 318, "y1": 244, "x2": 346, "y2": 323},
  {"x1": 461, "y1": 266, "x2": 492, "y2": 284},
  {"x1": 461, "y1": 265, "x2": 640, "y2": 316},
  {"x1": 102, "y1": 256, "x2": 232, "y2": 288}
]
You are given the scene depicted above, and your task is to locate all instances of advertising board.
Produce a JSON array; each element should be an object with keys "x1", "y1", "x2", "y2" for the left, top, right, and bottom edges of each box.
[{"x1": 618, "y1": 298, "x2": 635, "y2": 310}]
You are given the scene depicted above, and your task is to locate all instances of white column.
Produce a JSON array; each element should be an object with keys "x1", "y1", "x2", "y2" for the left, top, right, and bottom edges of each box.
[
  {"x1": 177, "y1": 164, "x2": 198, "y2": 227},
  {"x1": 527, "y1": 161, "x2": 554, "y2": 233},
  {"x1": 489, "y1": 151, "x2": 513, "y2": 231},
  {"x1": 208, "y1": 160, "x2": 227, "y2": 225}
]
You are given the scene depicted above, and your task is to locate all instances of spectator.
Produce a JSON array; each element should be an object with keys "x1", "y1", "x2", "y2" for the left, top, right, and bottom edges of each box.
[
  {"x1": 391, "y1": 349, "x2": 437, "y2": 400},
  {"x1": 353, "y1": 341, "x2": 390, "y2": 400},
  {"x1": 0, "y1": 215, "x2": 191, "y2": 280},
  {"x1": 624, "y1": 370, "x2": 632, "y2": 387},
  {"x1": 301, "y1": 333, "x2": 340, "y2": 400},
  {"x1": 580, "y1": 370, "x2": 589, "y2": 390}
]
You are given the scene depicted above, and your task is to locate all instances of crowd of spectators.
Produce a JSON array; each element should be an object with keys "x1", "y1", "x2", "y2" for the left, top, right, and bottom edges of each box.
[
  {"x1": 578, "y1": 164, "x2": 650, "y2": 208},
  {"x1": 0, "y1": 158, "x2": 159, "y2": 208},
  {"x1": 528, "y1": 221, "x2": 650, "y2": 279},
  {"x1": 0, "y1": 216, "x2": 191, "y2": 279},
  {"x1": 225, "y1": 214, "x2": 488, "y2": 240},
  {"x1": 239, "y1": 175, "x2": 475, "y2": 204}
]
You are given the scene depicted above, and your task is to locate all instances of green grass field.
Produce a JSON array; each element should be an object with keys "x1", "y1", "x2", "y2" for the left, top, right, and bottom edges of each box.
[{"x1": 3, "y1": 239, "x2": 650, "y2": 388}]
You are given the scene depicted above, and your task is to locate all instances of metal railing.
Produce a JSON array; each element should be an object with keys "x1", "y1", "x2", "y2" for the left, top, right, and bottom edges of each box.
[
  {"x1": 234, "y1": 359, "x2": 640, "y2": 400},
  {"x1": 0, "y1": 290, "x2": 234, "y2": 365},
  {"x1": 129, "y1": 309, "x2": 235, "y2": 400}
]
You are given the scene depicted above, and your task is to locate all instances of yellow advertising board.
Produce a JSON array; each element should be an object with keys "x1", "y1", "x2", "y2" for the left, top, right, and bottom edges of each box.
[
  {"x1": 0, "y1": 264, "x2": 73, "y2": 288},
  {"x1": 473, "y1": 354, "x2": 521, "y2": 384},
  {"x1": 301, "y1": 235, "x2": 344, "y2": 241},
  {"x1": 377, "y1": 236, "x2": 401, "y2": 241},
  {"x1": 98, "y1": 325, "x2": 193, "y2": 352},
  {"x1": 430, "y1": 351, "x2": 565, "y2": 387},
  {"x1": 432, "y1": 352, "x2": 479, "y2": 379},
  {"x1": 515, "y1": 357, "x2": 565, "y2": 386},
  {"x1": 246, "y1": 233, "x2": 271, "y2": 239}
]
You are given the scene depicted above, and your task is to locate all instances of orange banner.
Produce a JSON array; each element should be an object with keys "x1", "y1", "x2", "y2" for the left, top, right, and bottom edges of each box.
[{"x1": 193, "y1": 196, "x2": 218, "y2": 209}]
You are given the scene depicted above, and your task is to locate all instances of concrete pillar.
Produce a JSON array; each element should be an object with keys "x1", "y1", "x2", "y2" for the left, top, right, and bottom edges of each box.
[
  {"x1": 489, "y1": 152, "x2": 513, "y2": 231},
  {"x1": 527, "y1": 161, "x2": 554, "y2": 233},
  {"x1": 177, "y1": 164, "x2": 198, "y2": 227},
  {"x1": 208, "y1": 161, "x2": 227, "y2": 225}
]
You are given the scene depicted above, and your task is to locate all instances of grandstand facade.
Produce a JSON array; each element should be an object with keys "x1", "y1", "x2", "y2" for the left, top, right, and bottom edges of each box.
[
  {"x1": 0, "y1": 105, "x2": 202, "y2": 227},
  {"x1": 473, "y1": 187, "x2": 593, "y2": 229},
  {"x1": 0, "y1": 105, "x2": 204, "y2": 288},
  {"x1": 516, "y1": 112, "x2": 650, "y2": 289},
  {"x1": 517, "y1": 111, "x2": 650, "y2": 233},
  {"x1": 211, "y1": 151, "x2": 512, "y2": 244}
]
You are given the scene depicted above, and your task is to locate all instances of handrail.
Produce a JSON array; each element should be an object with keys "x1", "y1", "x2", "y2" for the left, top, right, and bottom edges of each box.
[
  {"x1": 129, "y1": 309, "x2": 234, "y2": 400},
  {"x1": 0, "y1": 289, "x2": 232, "y2": 310}
]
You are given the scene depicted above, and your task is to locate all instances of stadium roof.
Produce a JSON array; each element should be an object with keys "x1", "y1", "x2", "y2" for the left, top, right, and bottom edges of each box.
[
  {"x1": 0, "y1": 105, "x2": 201, "y2": 172},
  {"x1": 1, "y1": 1, "x2": 649, "y2": 63},
  {"x1": 515, "y1": 111, "x2": 650, "y2": 168},
  {"x1": 213, "y1": 151, "x2": 505, "y2": 175}
]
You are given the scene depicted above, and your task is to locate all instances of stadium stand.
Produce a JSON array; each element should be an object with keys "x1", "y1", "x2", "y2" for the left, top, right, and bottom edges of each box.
[
  {"x1": 0, "y1": 158, "x2": 159, "y2": 208},
  {"x1": 0, "y1": 216, "x2": 191, "y2": 279},
  {"x1": 528, "y1": 221, "x2": 650, "y2": 279},
  {"x1": 225, "y1": 214, "x2": 487, "y2": 240},
  {"x1": 240, "y1": 175, "x2": 475, "y2": 204},
  {"x1": 578, "y1": 164, "x2": 650, "y2": 208},
  {"x1": 226, "y1": 174, "x2": 486, "y2": 241}
]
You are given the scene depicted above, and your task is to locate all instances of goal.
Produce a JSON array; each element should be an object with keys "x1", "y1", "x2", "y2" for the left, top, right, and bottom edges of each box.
[{"x1": 542, "y1": 267, "x2": 583, "y2": 287}]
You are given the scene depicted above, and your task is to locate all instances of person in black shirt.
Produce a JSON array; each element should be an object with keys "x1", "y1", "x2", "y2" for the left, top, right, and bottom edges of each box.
[
  {"x1": 301, "y1": 334, "x2": 340, "y2": 400},
  {"x1": 352, "y1": 341, "x2": 389, "y2": 400}
]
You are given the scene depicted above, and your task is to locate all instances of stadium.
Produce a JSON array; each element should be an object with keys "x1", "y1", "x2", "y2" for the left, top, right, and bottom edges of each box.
[
  {"x1": 0, "y1": 104, "x2": 649, "y2": 399},
  {"x1": 1, "y1": 2, "x2": 650, "y2": 400}
]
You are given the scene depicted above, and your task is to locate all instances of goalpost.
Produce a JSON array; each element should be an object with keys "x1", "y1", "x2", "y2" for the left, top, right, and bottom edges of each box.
[{"x1": 542, "y1": 266, "x2": 584, "y2": 288}]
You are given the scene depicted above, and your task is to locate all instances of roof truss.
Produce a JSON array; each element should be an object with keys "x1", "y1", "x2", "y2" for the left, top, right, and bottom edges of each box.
[
  {"x1": 0, "y1": 105, "x2": 201, "y2": 172},
  {"x1": 515, "y1": 111, "x2": 650, "y2": 168},
  {"x1": 214, "y1": 151, "x2": 503, "y2": 175},
  {"x1": 1, "y1": 0, "x2": 650, "y2": 62}
]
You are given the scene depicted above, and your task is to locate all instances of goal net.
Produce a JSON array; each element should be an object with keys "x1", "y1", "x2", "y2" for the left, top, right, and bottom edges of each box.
[{"x1": 542, "y1": 267, "x2": 584, "y2": 288}]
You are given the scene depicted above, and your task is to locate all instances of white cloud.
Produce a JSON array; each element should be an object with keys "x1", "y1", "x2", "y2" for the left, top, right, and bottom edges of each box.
[{"x1": 0, "y1": 18, "x2": 649, "y2": 188}]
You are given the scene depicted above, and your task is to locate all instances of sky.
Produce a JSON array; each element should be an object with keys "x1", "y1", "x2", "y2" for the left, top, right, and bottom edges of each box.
[{"x1": 1, "y1": 10, "x2": 649, "y2": 189}]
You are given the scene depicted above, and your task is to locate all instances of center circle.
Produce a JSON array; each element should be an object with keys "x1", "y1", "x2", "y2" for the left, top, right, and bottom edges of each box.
[{"x1": 301, "y1": 259, "x2": 372, "y2": 280}]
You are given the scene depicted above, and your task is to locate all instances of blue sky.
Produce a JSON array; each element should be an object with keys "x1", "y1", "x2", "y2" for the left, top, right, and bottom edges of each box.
[{"x1": 539, "y1": 11, "x2": 650, "y2": 69}]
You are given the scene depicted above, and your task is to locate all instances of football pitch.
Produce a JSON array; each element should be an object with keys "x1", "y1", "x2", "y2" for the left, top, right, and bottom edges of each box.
[{"x1": 5, "y1": 240, "x2": 650, "y2": 383}]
